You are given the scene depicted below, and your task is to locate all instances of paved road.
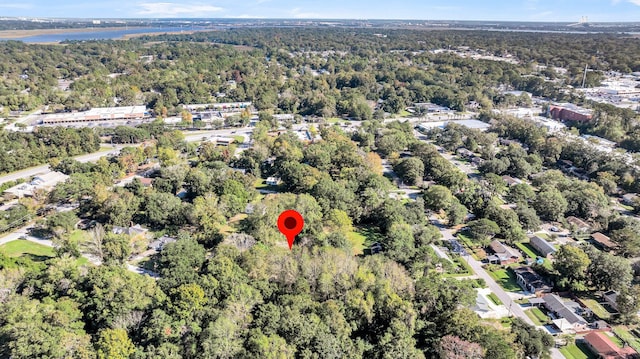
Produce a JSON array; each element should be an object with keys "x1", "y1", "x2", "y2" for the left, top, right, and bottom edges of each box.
[{"x1": 0, "y1": 148, "x2": 121, "y2": 186}]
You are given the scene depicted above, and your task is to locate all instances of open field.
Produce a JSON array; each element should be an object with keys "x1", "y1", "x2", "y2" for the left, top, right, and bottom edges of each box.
[{"x1": 0, "y1": 239, "x2": 55, "y2": 258}]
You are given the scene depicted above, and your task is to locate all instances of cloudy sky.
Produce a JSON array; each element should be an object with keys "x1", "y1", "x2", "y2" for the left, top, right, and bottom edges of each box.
[{"x1": 1, "y1": 0, "x2": 640, "y2": 21}]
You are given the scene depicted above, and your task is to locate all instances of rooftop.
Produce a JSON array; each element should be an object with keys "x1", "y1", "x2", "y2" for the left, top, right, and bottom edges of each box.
[
  {"x1": 591, "y1": 232, "x2": 617, "y2": 249},
  {"x1": 584, "y1": 331, "x2": 638, "y2": 358}
]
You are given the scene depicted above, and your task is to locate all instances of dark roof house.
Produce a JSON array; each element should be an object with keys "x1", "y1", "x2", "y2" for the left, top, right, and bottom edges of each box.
[
  {"x1": 543, "y1": 294, "x2": 589, "y2": 331},
  {"x1": 604, "y1": 290, "x2": 619, "y2": 312},
  {"x1": 487, "y1": 240, "x2": 522, "y2": 264},
  {"x1": 530, "y1": 235, "x2": 556, "y2": 258},
  {"x1": 112, "y1": 224, "x2": 149, "y2": 237},
  {"x1": 148, "y1": 235, "x2": 177, "y2": 251},
  {"x1": 513, "y1": 266, "x2": 552, "y2": 294}
]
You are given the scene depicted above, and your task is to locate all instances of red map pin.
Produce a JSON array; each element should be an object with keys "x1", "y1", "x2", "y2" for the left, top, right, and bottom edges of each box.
[{"x1": 277, "y1": 210, "x2": 304, "y2": 250}]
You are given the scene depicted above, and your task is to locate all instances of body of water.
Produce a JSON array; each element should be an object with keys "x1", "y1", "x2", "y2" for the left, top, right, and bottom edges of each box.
[{"x1": 2, "y1": 27, "x2": 207, "y2": 43}]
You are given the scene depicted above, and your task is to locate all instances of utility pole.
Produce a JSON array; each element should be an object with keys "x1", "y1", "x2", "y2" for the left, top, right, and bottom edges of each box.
[{"x1": 581, "y1": 63, "x2": 588, "y2": 88}]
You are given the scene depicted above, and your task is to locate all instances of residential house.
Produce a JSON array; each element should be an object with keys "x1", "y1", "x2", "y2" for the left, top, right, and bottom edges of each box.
[
  {"x1": 266, "y1": 177, "x2": 281, "y2": 186},
  {"x1": 543, "y1": 294, "x2": 590, "y2": 332},
  {"x1": 471, "y1": 156, "x2": 484, "y2": 167},
  {"x1": 502, "y1": 175, "x2": 523, "y2": 187},
  {"x1": 566, "y1": 216, "x2": 592, "y2": 233},
  {"x1": 148, "y1": 235, "x2": 176, "y2": 252},
  {"x1": 487, "y1": 240, "x2": 522, "y2": 265},
  {"x1": 591, "y1": 232, "x2": 617, "y2": 252},
  {"x1": 622, "y1": 193, "x2": 638, "y2": 206},
  {"x1": 603, "y1": 290, "x2": 619, "y2": 312},
  {"x1": 138, "y1": 178, "x2": 154, "y2": 188},
  {"x1": 364, "y1": 242, "x2": 383, "y2": 255},
  {"x1": 513, "y1": 266, "x2": 552, "y2": 295},
  {"x1": 583, "y1": 331, "x2": 638, "y2": 359},
  {"x1": 456, "y1": 148, "x2": 474, "y2": 158},
  {"x1": 530, "y1": 235, "x2": 557, "y2": 258}
]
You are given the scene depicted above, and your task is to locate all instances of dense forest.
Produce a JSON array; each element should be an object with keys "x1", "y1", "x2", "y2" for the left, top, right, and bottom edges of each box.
[
  {"x1": 0, "y1": 119, "x2": 562, "y2": 358},
  {"x1": 0, "y1": 127, "x2": 100, "y2": 174}
]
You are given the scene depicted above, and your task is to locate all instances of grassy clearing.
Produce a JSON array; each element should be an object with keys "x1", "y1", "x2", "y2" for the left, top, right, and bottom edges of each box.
[
  {"x1": 580, "y1": 297, "x2": 612, "y2": 320},
  {"x1": 346, "y1": 230, "x2": 366, "y2": 255},
  {"x1": 0, "y1": 240, "x2": 54, "y2": 258},
  {"x1": 325, "y1": 117, "x2": 343, "y2": 123},
  {"x1": 487, "y1": 267, "x2": 522, "y2": 292},
  {"x1": 487, "y1": 292, "x2": 502, "y2": 306},
  {"x1": 560, "y1": 342, "x2": 596, "y2": 359}
]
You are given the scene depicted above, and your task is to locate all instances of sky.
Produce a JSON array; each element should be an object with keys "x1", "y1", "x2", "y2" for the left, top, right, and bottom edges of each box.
[{"x1": 1, "y1": 0, "x2": 640, "y2": 22}]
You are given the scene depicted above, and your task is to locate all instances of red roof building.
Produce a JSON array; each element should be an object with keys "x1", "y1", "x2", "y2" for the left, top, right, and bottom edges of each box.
[{"x1": 584, "y1": 332, "x2": 638, "y2": 359}]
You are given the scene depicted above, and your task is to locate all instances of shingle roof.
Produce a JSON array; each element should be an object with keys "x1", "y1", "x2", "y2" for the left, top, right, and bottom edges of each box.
[
  {"x1": 543, "y1": 294, "x2": 586, "y2": 325},
  {"x1": 591, "y1": 232, "x2": 617, "y2": 249},
  {"x1": 530, "y1": 236, "x2": 556, "y2": 256},
  {"x1": 584, "y1": 332, "x2": 638, "y2": 358}
]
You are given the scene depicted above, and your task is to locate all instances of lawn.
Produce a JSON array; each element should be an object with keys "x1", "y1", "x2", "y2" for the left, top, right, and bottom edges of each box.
[
  {"x1": 560, "y1": 342, "x2": 596, "y2": 359},
  {"x1": 487, "y1": 267, "x2": 522, "y2": 292},
  {"x1": 515, "y1": 241, "x2": 538, "y2": 258},
  {"x1": 525, "y1": 307, "x2": 549, "y2": 326},
  {"x1": 325, "y1": 117, "x2": 343, "y2": 123},
  {"x1": 613, "y1": 327, "x2": 640, "y2": 352},
  {"x1": 69, "y1": 229, "x2": 88, "y2": 243},
  {"x1": 579, "y1": 296, "x2": 612, "y2": 320},
  {"x1": 346, "y1": 230, "x2": 366, "y2": 255},
  {"x1": 350, "y1": 227, "x2": 385, "y2": 256},
  {"x1": 232, "y1": 135, "x2": 245, "y2": 144},
  {"x1": 487, "y1": 292, "x2": 502, "y2": 306},
  {"x1": 0, "y1": 239, "x2": 55, "y2": 259}
]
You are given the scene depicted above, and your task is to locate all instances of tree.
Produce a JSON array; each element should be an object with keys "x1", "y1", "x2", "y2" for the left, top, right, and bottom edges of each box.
[
  {"x1": 466, "y1": 218, "x2": 500, "y2": 243},
  {"x1": 382, "y1": 222, "x2": 416, "y2": 264},
  {"x1": 510, "y1": 318, "x2": 554, "y2": 359},
  {"x1": 394, "y1": 157, "x2": 424, "y2": 186},
  {"x1": 554, "y1": 245, "x2": 591, "y2": 291},
  {"x1": 587, "y1": 249, "x2": 633, "y2": 292},
  {"x1": 507, "y1": 183, "x2": 535, "y2": 203},
  {"x1": 144, "y1": 191, "x2": 187, "y2": 228},
  {"x1": 45, "y1": 211, "x2": 79, "y2": 238},
  {"x1": 436, "y1": 335, "x2": 484, "y2": 359},
  {"x1": 533, "y1": 186, "x2": 567, "y2": 221},
  {"x1": 446, "y1": 200, "x2": 468, "y2": 226},
  {"x1": 180, "y1": 110, "x2": 193, "y2": 125},
  {"x1": 423, "y1": 185, "x2": 454, "y2": 212},
  {"x1": 610, "y1": 227, "x2": 640, "y2": 258},
  {"x1": 95, "y1": 328, "x2": 135, "y2": 359},
  {"x1": 617, "y1": 285, "x2": 640, "y2": 324},
  {"x1": 515, "y1": 204, "x2": 541, "y2": 232},
  {"x1": 157, "y1": 237, "x2": 207, "y2": 291},
  {"x1": 102, "y1": 233, "x2": 131, "y2": 266},
  {"x1": 0, "y1": 296, "x2": 94, "y2": 359}
]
